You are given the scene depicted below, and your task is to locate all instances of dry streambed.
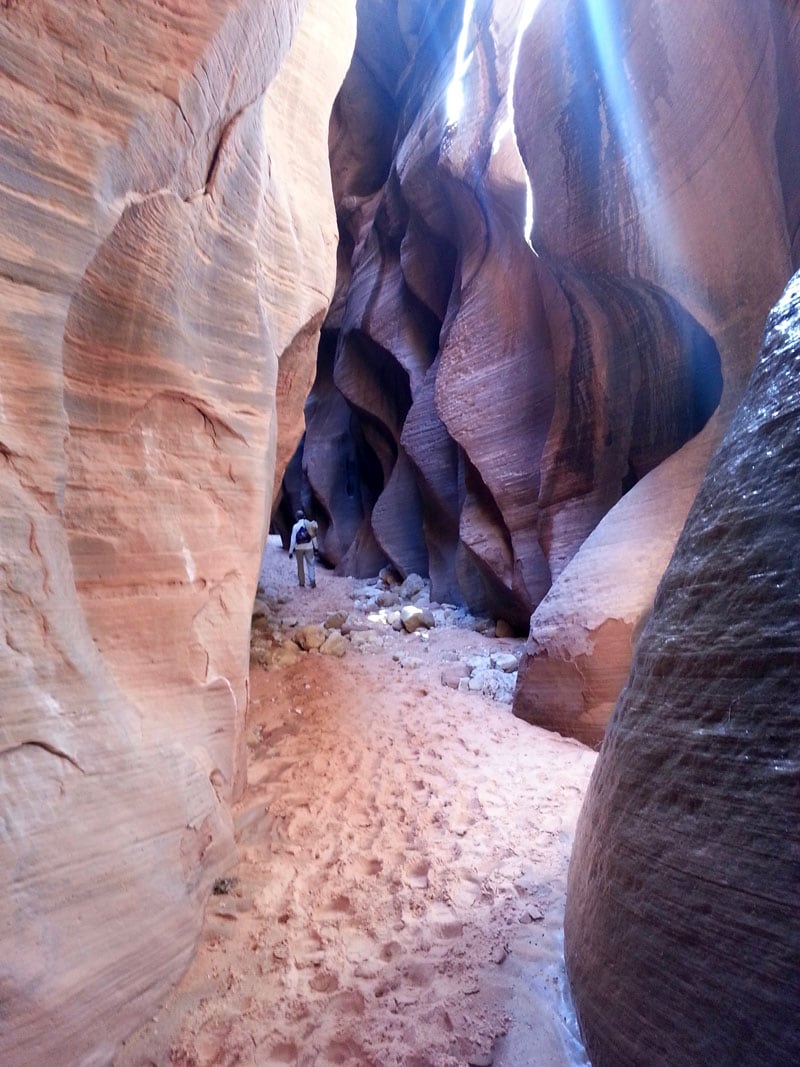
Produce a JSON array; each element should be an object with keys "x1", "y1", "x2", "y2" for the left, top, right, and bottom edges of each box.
[{"x1": 116, "y1": 542, "x2": 595, "y2": 1067}]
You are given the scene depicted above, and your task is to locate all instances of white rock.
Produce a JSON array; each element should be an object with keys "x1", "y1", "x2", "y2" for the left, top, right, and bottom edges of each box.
[
  {"x1": 491, "y1": 652, "x2": 519, "y2": 673},
  {"x1": 350, "y1": 630, "x2": 382, "y2": 652},
  {"x1": 399, "y1": 573, "x2": 425, "y2": 599},
  {"x1": 400, "y1": 605, "x2": 435, "y2": 633},
  {"x1": 466, "y1": 655, "x2": 491, "y2": 672}
]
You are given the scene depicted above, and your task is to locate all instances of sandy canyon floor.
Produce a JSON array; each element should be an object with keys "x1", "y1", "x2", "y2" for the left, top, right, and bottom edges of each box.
[{"x1": 116, "y1": 538, "x2": 597, "y2": 1067}]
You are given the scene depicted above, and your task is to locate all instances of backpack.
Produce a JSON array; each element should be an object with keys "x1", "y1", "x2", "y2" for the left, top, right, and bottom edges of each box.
[{"x1": 295, "y1": 522, "x2": 312, "y2": 545}]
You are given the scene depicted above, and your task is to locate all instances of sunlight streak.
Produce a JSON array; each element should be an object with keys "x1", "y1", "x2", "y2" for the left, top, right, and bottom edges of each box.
[
  {"x1": 583, "y1": 0, "x2": 674, "y2": 264},
  {"x1": 446, "y1": 0, "x2": 477, "y2": 125},
  {"x1": 492, "y1": 0, "x2": 542, "y2": 247}
]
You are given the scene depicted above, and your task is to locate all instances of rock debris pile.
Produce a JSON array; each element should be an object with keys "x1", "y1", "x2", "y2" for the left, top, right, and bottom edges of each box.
[{"x1": 251, "y1": 566, "x2": 523, "y2": 705}]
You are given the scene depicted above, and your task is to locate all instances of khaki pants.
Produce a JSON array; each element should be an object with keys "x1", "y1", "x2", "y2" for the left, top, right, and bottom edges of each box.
[{"x1": 295, "y1": 548, "x2": 315, "y2": 587}]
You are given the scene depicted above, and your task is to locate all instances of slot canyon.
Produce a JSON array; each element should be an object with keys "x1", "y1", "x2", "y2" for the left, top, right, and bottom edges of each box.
[{"x1": 0, "y1": 1, "x2": 797, "y2": 1066}]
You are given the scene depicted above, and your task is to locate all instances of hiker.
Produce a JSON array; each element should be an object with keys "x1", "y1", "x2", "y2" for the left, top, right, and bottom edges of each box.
[{"x1": 288, "y1": 508, "x2": 319, "y2": 588}]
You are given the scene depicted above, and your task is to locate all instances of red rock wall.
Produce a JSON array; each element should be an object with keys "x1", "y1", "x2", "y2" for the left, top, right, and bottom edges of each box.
[
  {"x1": 0, "y1": 2, "x2": 353, "y2": 1064},
  {"x1": 289, "y1": 0, "x2": 798, "y2": 737},
  {"x1": 565, "y1": 268, "x2": 800, "y2": 1066},
  {"x1": 513, "y1": 0, "x2": 798, "y2": 744}
]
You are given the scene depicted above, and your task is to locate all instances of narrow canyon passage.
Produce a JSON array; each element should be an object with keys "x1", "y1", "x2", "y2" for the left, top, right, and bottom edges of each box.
[{"x1": 116, "y1": 541, "x2": 596, "y2": 1067}]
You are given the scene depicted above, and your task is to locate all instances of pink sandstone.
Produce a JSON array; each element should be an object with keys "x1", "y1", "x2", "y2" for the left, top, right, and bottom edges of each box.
[{"x1": 0, "y1": 2, "x2": 354, "y2": 1064}]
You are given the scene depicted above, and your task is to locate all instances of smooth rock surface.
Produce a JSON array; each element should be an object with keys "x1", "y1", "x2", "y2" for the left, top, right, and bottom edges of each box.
[
  {"x1": 512, "y1": 0, "x2": 798, "y2": 741},
  {"x1": 286, "y1": 0, "x2": 798, "y2": 739},
  {"x1": 565, "y1": 270, "x2": 800, "y2": 1066},
  {"x1": 0, "y1": 2, "x2": 355, "y2": 1065}
]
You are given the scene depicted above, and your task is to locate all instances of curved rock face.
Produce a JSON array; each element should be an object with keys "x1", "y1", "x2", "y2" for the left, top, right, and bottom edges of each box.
[
  {"x1": 0, "y1": 2, "x2": 353, "y2": 1064},
  {"x1": 565, "y1": 269, "x2": 800, "y2": 1067},
  {"x1": 512, "y1": 0, "x2": 798, "y2": 743},
  {"x1": 288, "y1": 0, "x2": 797, "y2": 693}
]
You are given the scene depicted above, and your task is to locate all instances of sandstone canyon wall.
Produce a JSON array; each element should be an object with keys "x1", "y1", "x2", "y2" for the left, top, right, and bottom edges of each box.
[
  {"x1": 285, "y1": 0, "x2": 798, "y2": 739},
  {"x1": 0, "y1": 2, "x2": 354, "y2": 1064},
  {"x1": 565, "y1": 268, "x2": 800, "y2": 1066}
]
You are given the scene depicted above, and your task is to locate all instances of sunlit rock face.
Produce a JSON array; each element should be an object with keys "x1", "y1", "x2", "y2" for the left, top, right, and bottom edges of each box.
[
  {"x1": 0, "y1": 2, "x2": 353, "y2": 1064},
  {"x1": 291, "y1": 0, "x2": 796, "y2": 674},
  {"x1": 565, "y1": 269, "x2": 800, "y2": 1067},
  {"x1": 512, "y1": 0, "x2": 798, "y2": 744}
]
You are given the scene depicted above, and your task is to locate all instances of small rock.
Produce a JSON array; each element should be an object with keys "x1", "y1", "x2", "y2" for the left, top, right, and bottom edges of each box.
[
  {"x1": 490, "y1": 943, "x2": 508, "y2": 965},
  {"x1": 376, "y1": 590, "x2": 400, "y2": 608},
  {"x1": 519, "y1": 905, "x2": 544, "y2": 924},
  {"x1": 293, "y1": 625, "x2": 326, "y2": 651},
  {"x1": 379, "y1": 565, "x2": 401, "y2": 587},
  {"x1": 466, "y1": 655, "x2": 491, "y2": 672},
  {"x1": 387, "y1": 610, "x2": 403, "y2": 631},
  {"x1": 400, "y1": 605, "x2": 435, "y2": 633},
  {"x1": 468, "y1": 1053, "x2": 494, "y2": 1067},
  {"x1": 399, "y1": 573, "x2": 425, "y2": 599},
  {"x1": 495, "y1": 618, "x2": 514, "y2": 638},
  {"x1": 398, "y1": 656, "x2": 424, "y2": 669},
  {"x1": 324, "y1": 611, "x2": 348, "y2": 630},
  {"x1": 490, "y1": 652, "x2": 519, "y2": 673},
  {"x1": 212, "y1": 877, "x2": 238, "y2": 896},
  {"x1": 350, "y1": 630, "x2": 383, "y2": 652},
  {"x1": 441, "y1": 665, "x2": 469, "y2": 689},
  {"x1": 272, "y1": 643, "x2": 302, "y2": 668},
  {"x1": 473, "y1": 617, "x2": 493, "y2": 634},
  {"x1": 457, "y1": 678, "x2": 471, "y2": 693},
  {"x1": 320, "y1": 633, "x2": 347, "y2": 658},
  {"x1": 251, "y1": 599, "x2": 268, "y2": 619},
  {"x1": 470, "y1": 668, "x2": 517, "y2": 703},
  {"x1": 340, "y1": 614, "x2": 371, "y2": 635}
]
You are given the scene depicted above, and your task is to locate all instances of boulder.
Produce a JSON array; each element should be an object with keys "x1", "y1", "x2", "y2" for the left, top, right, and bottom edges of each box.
[
  {"x1": 400, "y1": 605, "x2": 435, "y2": 632},
  {"x1": 441, "y1": 665, "x2": 470, "y2": 689},
  {"x1": 349, "y1": 630, "x2": 383, "y2": 652},
  {"x1": 320, "y1": 633, "x2": 348, "y2": 658},
  {"x1": 490, "y1": 652, "x2": 519, "y2": 674},
  {"x1": 398, "y1": 572, "x2": 426, "y2": 600},
  {"x1": 292, "y1": 625, "x2": 327, "y2": 651},
  {"x1": 252, "y1": 598, "x2": 269, "y2": 619}
]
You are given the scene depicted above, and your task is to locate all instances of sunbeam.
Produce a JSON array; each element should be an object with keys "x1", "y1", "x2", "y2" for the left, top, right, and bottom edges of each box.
[{"x1": 446, "y1": 0, "x2": 477, "y2": 125}]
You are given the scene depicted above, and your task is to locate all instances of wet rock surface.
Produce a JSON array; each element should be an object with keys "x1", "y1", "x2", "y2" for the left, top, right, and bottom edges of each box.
[{"x1": 565, "y1": 271, "x2": 800, "y2": 1066}]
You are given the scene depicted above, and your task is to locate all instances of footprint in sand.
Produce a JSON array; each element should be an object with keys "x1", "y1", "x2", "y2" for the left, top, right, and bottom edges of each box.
[
  {"x1": 354, "y1": 855, "x2": 382, "y2": 877},
  {"x1": 309, "y1": 970, "x2": 339, "y2": 993},
  {"x1": 402, "y1": 858, "x2": 430, "y2": 889},
  {"x1": 426, "y1": 900, "x2": 464, "y2": 940},
  {"x1": 322, "y1": 893, "x2": 353, "y2": 915},
  {"x1": 380, "y1": 940, "x2": 403, "y2": 962},
  {"x1": 262, "y1": 1040, "x2": 299, "y2": 1066},
  {"x1": 344, "y1": 931, "x2": 378, "y2": 964}
]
